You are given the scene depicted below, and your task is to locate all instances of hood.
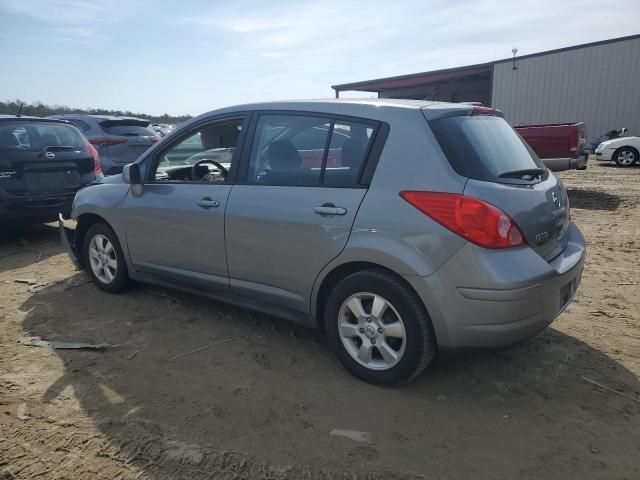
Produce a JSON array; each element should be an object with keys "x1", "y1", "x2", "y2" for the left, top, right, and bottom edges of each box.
[
  {"x1": 100, "y1": 173, "x2": 126, "y2": 184},
  {"x1": 598, "y1": 137, "x2": 639, "y2": 149}
]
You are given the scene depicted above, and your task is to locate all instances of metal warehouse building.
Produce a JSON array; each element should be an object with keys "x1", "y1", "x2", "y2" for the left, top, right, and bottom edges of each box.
[{"x1": 332, "y1": 34, "x2": 640, "y2": 140}]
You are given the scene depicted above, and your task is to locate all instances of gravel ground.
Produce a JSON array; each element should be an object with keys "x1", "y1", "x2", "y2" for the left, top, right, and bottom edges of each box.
[{"x1": 0, "y1": 158, "x2": 638, "y2": 479}]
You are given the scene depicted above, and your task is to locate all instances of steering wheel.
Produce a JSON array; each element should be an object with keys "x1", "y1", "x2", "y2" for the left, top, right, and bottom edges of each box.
[{"x1": 191, "y1": 158, "x2": 229, "y2": 181}]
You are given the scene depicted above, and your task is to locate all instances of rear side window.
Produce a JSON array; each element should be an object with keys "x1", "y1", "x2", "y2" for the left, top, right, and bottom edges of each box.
[
  {"x1": 324, "y1": 121, "x2": 373, "y2": 186},
  {"x1": 247, "y1": 114, "x2": 376, "y2": 187},
  {"x1": 430, "y1": 115, "x2": 545, "y2": 182},
  {"x1": 100, "y1": 119, "x2": 155, "y2": 137},
  {"x1": 69, "y1": 119, "x2": 91, "y2": 132},
  {"x1": 0, "y1": 121, "x2": 86, "y2": 151}
]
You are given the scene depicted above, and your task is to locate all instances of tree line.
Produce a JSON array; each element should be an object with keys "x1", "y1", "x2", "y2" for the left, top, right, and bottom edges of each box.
[{"x1": 0, "y1": 99, "x2": 191, "y2": 125}]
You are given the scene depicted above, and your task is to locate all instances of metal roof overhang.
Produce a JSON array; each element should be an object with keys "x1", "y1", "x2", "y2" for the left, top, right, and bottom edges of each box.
[{"x1": 332, "y1": 64, "x2": 492, "y2": 93}]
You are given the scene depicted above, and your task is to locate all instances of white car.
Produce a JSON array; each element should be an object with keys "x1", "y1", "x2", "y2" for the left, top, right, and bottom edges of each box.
[{"x1": 595, "y1": 137, "x2": 640, "y2": 167}]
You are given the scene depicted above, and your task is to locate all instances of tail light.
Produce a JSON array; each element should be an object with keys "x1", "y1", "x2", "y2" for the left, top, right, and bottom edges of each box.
[
  {"x1": 399, "y1": 192, "x2": 526, "y2": 249},
  {"x1": 89, "y1": 138, "x2": 128, "y2": 146},
  {"x1": 472, "y1": 106, "x2": 497, "y2": 115},
  {"x1": 569, "y1": 130, "x2": 579, "y2": 153},
  {"x1": 88, "y1": 144, "x2": 102, "y2": 174}
]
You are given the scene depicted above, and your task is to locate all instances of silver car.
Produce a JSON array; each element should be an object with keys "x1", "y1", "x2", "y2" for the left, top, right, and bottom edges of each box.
[
  {"x1": 48, "y1": 115, "x2": 159, "y2": 175},
  {"x1": 59, "y1": 99, "x2": 586, "y2": 385}
]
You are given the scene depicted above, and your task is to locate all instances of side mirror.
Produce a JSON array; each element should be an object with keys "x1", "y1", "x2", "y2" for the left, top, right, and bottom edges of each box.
[{"x1": 122, "y1": 163, "x2": 141, "y2": 184}]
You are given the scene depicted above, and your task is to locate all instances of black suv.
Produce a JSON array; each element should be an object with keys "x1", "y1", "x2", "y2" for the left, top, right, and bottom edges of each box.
[{"x1": 0, "y1": 116, "x2": 103, "y2": 223}]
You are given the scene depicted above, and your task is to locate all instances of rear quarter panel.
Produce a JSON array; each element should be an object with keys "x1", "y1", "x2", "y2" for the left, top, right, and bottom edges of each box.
[{"x1": 311, "y1": 108, "x2": 468, "y2": 315}]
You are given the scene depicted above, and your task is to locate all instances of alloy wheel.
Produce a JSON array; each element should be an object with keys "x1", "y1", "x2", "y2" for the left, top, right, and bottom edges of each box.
[
  {"x1": 338, "y1": 292, "x2": 406, "y2": 370},
  {"x1": 616, "y1": 150, "x2": 636, "y2": 166},
  {"x1": 88, "y1": 234, "x2": 118, "y2": 284}
]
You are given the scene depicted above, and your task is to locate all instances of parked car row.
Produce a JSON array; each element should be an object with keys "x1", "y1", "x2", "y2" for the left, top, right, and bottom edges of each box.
[
  {"x1": 0, "y1": 115, "x2": 103, "y2": 222},
  {"x1": 0, "y1": 114, "x2": 162, "y2": 223},
  {"x1": 49, "y1": 115, "x2": 160, "y2": 175},
  {"x1": 59, "y1": 99, "x2": 585, "y2": 385}
]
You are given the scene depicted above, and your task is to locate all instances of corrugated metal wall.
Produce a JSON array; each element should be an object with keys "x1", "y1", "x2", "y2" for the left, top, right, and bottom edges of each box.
[{"x1": 491, "y1": 37, "x2": 640, "y2": 140}]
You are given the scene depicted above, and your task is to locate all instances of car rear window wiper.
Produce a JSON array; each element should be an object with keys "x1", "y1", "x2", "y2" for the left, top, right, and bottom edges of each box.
[
  {"x1": 41, "y1": 145, "x2": 80, "y2": 152},
  {"x1": 499, "y1": 167, "x2": 545, "y2": 180}
]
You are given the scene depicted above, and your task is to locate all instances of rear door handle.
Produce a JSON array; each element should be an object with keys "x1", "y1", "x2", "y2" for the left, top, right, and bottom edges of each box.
[
  {"x1": 313, "y1": 203, "x2": 347, "y2": 216},
  {"x1": 197, "y1": 197, "x2": 220, "y2": 209}
]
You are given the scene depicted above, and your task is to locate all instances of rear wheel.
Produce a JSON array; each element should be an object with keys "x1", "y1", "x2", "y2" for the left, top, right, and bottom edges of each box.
[
  {"x1": 613, "y1": 147, "x2": 638, "y2": 167},
  {"x1": 83, "y1": 223, "x2": 130, "y2": 293},
  {"x1": 324, "y1": 269, "x2": 436, "y2": 385}
]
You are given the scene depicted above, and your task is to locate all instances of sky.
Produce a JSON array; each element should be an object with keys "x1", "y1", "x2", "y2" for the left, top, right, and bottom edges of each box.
[{"x1": 1, "y1": 0, "x2": 639, "y2": 117}]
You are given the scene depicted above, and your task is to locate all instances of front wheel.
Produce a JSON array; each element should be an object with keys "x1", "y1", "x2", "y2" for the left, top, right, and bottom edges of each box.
[
  {"x1": 324, "y1": 269, "x2": 436, "y2": 385},
  {"x1": 83, "y1": 223, "x2": 130, "y2": 293},
  {"x1": 613, "y1": 147, "x2": 638, "y2": 167}
]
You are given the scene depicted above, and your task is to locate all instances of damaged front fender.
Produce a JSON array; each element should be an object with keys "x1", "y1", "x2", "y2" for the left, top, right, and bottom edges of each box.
[{"x1": 58, "y1": 213, "x2": 80, "y2": 269}]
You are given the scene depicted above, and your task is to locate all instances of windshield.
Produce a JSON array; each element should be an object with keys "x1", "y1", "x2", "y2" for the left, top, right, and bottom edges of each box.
[
  {"x1": 430, "y1": 115, "x2": 545, "y2": 182},
  {"x1": 0, "y1": 121, "x2": 86, "y2": 151}
]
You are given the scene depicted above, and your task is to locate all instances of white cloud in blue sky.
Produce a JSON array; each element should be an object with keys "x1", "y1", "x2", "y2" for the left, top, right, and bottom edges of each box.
[{"x1": 0, "y1": 0, "x2": 638, "y2": 115}]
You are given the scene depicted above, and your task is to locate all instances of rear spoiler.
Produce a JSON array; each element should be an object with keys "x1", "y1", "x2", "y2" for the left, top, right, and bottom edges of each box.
[
  {"x1": 99, "y1": 119, "x2": 150, "y2": 128},
  {"x1": 421, "y1": 104, "x2": 503, "y2": 122}
]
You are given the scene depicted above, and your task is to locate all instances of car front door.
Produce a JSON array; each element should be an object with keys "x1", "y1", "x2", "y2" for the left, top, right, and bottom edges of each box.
[
  {"x1": 123, "y1": 116, "x2": 246, "y2": 290},
  {"x1": 225, "y1": 113, "x2": 381, "y2": 314}
]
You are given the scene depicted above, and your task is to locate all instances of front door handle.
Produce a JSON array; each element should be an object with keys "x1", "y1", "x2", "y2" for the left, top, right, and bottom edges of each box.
[
  {"x1": 197, "y1": 197, "x2": 220, "y2": 209},
  {"x1": 314, "y1": 203, "x2": 347, "y2": 216}
]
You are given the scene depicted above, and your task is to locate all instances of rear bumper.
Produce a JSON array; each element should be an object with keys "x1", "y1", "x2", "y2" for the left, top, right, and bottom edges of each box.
[
  {"x1": 405, "y1": 223, "x2": 586, "y2": 350},
  {"x1": 58, "y1": 213, "x2": 80, "y2": 268},
  {"x1": 0, "y1": 189, "x2": 74, "y2": 219},
  {"x1": 542, "y1": 154, "x2": 588, "y2": 171}
]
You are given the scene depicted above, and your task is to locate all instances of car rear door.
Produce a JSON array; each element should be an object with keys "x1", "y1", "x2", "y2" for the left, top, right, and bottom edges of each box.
[
  {"x1": 225, "y1": 112, "x2": 383, "y2": 314},
  {"x1": 122, "y1": 116, "x2": 247, "y2": 290}
]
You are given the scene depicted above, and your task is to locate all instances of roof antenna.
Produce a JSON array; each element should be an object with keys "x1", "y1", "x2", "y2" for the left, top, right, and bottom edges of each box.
[
  {"x1": 511, "y1": 47, "x2": 518, "y2": 70},
  {"x1": 16, "y1": 102, "x2": 24, "y2": 117}
]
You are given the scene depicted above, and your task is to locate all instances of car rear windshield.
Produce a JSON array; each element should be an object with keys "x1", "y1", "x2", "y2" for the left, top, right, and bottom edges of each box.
[
  {"x1": 429, "y1": 115, "x2": 546, "y2": 182},
  {"x1": 0, "y1": 121, "x2": 86, "y2": 151},
  {"x1": 100, "y1": 119, "x2": 155, "y2": 137}
]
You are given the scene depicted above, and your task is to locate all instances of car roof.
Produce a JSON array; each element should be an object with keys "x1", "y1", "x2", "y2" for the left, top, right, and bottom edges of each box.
[
  {"x1": 214, "y1": 98, "x2": 458, "y2": 112},
  {"x1": 0, "y1": 115, "x2": 73, "y2": 124},
  {"x1": 48, "y1": 114, "x2": 112, "y2": 120},
  {"x1": 191, "y1": 98, "x2": 471, "y2": 124}
]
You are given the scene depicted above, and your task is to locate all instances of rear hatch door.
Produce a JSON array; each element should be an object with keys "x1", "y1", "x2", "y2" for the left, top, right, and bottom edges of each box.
[
  {"x1": 98, "y1": 119, "x2": 157, "y2": 163},
  {"x1": 0, "y1": 120, "x2": 93, "y2": 195},
  {"x1": 427, "y1": 110, "x2": 570, "y2": 261}
]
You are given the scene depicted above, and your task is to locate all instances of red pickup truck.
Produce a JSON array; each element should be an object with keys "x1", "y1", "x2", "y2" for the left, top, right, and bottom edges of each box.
[{"x1": 514, "y1": 122, "x2": 588, "y2": 171}]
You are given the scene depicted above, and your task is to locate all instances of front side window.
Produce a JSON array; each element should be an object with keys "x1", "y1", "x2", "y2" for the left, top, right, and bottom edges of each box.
[
  {"x1": 247, "y1": 114, "x2": 375, "y2": 186},
  {"x1": 151, "y1": 118, "x2": 243, "y2": 183}
]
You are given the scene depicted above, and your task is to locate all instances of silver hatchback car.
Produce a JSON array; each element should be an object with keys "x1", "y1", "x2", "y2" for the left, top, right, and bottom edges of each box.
[{"x1": 60, "y1": 99, "x2": 585, "y2": 385}]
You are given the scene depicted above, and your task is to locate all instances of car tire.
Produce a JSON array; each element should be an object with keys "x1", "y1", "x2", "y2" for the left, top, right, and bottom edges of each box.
[
  {"x1": 83, "y1": 223, "x2": 130, "y2": 293},
  {"x1": 613, "y1": 147, "x2": 638, "y2": 167},
  {"x1": 324, "y1": 269, "x2": 437, "y2": 386}
]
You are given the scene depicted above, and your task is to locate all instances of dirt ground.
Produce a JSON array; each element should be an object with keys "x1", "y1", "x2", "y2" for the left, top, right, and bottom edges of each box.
[{"x1": 0, "y1": 158, "x2": 638, "y2": 480}]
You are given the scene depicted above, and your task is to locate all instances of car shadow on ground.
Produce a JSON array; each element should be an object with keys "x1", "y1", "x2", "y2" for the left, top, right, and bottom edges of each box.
[
  {"x1": 0, "y1": 222, "x2": 63, "y2": 274},
  {"x1": 566, "y1": 188, "x2": 622, "y2": 211},
  {"x1": 17, "y1": 279, "x2": 640, "y2": 479}
]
